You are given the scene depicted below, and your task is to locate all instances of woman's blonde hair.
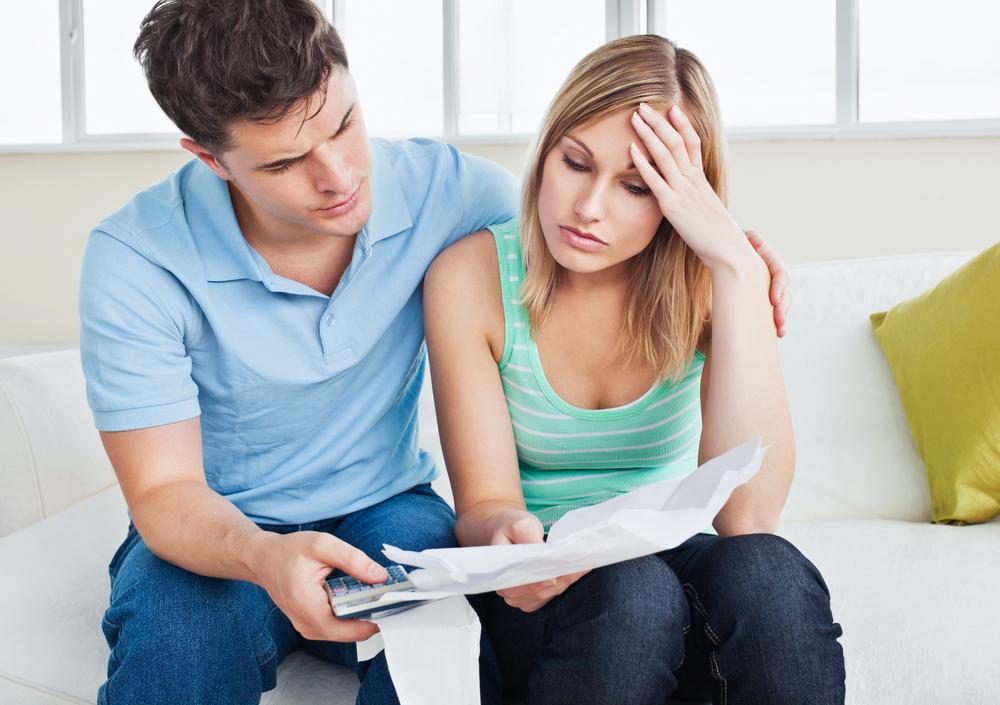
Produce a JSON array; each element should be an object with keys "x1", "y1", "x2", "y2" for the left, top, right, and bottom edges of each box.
[{"x1": 519, "y1": 34, "x2": 726, "y2": 381}]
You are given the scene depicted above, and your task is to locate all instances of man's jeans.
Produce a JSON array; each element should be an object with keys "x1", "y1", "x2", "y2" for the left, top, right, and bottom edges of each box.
[
  {"x1": 485, "y1": 532, "x2": 847, "y2": 705},
  {"x1": 97, "y1": 484, "x2": 502, "y2": 705}
]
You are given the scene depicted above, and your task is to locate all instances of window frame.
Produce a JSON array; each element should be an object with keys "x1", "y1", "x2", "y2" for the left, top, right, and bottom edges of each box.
[{"x1": 2, "y1": 0, "x2": 998, "y2": 154}]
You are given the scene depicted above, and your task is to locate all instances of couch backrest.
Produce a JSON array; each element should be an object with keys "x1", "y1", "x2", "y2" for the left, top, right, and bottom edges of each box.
[
  {"x1": 777, "y1": 252, "x2": 974, "y2": 523},
  {"x1": 0, "y1": 350, "x2": 116, "y2": 537},
  {"x1": 0, "y1": 251, "x2": 977, "y2": 534}
]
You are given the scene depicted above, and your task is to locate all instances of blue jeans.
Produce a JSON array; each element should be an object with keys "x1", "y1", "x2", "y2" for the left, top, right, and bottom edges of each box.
[
  {"x1": 485, "y1": 533, "x2": 846, "y2": 705},
  {"x1": 97, "y1": 484, "x2": 502, "y2": 705}
]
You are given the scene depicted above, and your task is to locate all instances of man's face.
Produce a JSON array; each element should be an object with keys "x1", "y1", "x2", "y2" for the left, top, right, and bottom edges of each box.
[{"x1": 211, "y1": 70, "x2": 373, "y2": 240}]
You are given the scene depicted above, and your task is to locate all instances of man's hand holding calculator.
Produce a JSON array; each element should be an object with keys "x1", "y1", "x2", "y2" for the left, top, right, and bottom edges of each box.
[{"x1": 252, "y1": 530, "x2": 388, "y2": 642}]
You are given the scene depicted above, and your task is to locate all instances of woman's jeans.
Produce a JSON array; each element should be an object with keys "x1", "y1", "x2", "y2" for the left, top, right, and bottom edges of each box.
[
  {"x1": 96, "y1": 484, "x2": 502, "y2": 705},
  {"x1": 485, "y1": 532, "x2": 846, "y2": 705}
]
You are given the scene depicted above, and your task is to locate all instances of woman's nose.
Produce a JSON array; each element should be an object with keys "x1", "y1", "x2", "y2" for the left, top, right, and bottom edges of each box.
[{"x1": 575, "y1": 182, "x2": 607, "y2": 223}]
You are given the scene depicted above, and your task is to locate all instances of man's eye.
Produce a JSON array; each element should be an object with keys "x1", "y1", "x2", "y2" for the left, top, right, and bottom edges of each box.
[
  {"x1": 561, "y1": 155, "x2": 588, "y2": 172},
  {"x1": 268, "y1": 163, "x2": 294, "y2": 175}
]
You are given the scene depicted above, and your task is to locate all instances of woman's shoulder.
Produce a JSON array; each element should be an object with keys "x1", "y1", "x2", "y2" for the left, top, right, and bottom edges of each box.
[
  {"x1": 424, "y1": 228, "x2": 507, "y2": 358},
  {"x1": 427, "y1": 228, "x2": 501, "y2": 289}
]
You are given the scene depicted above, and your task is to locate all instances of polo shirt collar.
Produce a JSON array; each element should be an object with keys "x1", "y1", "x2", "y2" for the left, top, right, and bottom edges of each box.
[
  {"x1": 361, "y1": 140, "x2": 412, "y2": 247},
  {"x1": 186, "y1": 162, "x2": 266, "y2": 283}
]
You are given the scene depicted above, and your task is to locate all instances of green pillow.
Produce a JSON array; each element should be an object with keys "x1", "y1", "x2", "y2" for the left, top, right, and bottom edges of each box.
[{"x1": 871, "y1": 242, "x2": 1000, "y2": 525}]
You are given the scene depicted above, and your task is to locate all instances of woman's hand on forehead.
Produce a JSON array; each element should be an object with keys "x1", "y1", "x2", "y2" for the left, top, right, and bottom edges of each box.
[{"x1": 628, "y1": 103, "x2": 752, "y2": 273}]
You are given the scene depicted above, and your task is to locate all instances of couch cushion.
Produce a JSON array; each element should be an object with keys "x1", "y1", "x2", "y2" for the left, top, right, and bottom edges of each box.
[
  {"x1": 0, "y1": 486, "x2": 361, "y2": 704},
  {"x1": 777, "y1": 518, "x2": 1000, "y2": 705},
  {"x1": 871, "y1": 242, "x2": 1000, "y2": 525},
  {"x1": 0, "y1": 350, "x2": 116, "y2": 537},
  {"x1": 778, "y1": 254, "x2": 974, "y2": 523}
]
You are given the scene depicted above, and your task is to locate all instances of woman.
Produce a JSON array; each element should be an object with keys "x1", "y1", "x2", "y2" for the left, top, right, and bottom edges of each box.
[{"x1": 424, "y1": 35, "x2": 845, "y2": 704}]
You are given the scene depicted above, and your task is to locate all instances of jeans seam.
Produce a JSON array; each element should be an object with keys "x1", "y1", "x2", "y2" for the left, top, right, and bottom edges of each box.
[{"x1": 684, "y1": 583, "x2": 727, "y2": 705}]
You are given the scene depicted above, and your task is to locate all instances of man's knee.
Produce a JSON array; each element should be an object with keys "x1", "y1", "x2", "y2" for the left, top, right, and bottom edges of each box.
[{"x1": 101, "y1": 541, "x2": 280, "y2": 704}]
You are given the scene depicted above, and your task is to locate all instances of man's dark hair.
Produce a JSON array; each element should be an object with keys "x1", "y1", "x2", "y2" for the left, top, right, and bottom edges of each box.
[{"x1": 135, "y1": 0, "x2": 349, "y2": 155}]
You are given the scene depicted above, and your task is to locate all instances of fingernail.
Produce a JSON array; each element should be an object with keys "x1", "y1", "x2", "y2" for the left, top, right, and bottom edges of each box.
[
  {"x1": 630, "y1": 142, "x2": 638, "y2": 153},
  {"x1": 368, "y1": 564, "x2": 385, "y2": 580},
  {"x1": 639, "y1": 102, "x2": 652, "y2": 115}
]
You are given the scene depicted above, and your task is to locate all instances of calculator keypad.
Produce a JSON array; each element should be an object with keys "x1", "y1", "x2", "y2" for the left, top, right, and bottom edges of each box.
[{"x1": 325, "y1": 564, "x2": 415, "y2": 616}]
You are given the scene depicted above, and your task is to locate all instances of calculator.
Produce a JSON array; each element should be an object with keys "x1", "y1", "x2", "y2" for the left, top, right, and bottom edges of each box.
[{"x1": 324, "y1": 564, "x2": 421, "y2": 619}]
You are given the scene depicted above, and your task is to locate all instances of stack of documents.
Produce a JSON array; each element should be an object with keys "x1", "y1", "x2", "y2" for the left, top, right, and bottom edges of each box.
[{"x1": 380, "y1": 437, "x2": 766, "y2": 603}]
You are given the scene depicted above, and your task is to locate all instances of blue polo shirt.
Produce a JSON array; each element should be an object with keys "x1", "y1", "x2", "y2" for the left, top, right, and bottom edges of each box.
[{"x1": 79, "y1": 138, "x2": 519, "y2": 524}]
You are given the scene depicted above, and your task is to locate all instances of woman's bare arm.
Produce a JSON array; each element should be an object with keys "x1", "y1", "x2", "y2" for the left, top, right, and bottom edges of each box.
[
  {"x1": 424, "y1": 232, "x2": 588, "y2": 610},
  {"x1": 630, "y1": 103, "x2": 794, "y2": 537}
]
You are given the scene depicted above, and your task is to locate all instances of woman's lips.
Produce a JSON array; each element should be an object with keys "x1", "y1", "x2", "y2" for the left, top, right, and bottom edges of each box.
[
  {"x1": 559, "y1": 225, "x2": 607, "y2": 252},
  {"x1": 317, "y1": 184, "x2": 361, "y2": 217}
]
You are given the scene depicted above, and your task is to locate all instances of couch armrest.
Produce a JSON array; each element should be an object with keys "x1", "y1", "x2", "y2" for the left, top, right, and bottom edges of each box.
[{"x1": 0, "y1": 350, "x2": 116, "y2": 537}]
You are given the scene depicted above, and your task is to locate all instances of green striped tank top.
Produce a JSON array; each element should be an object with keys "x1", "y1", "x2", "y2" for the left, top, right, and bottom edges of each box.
[{"x1": 488, "y1": 218, "x2": 706, "y2": 530}]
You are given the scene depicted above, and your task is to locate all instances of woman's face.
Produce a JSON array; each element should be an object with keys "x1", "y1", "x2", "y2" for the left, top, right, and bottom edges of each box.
[{"x1": 537, "y1": 107, "x2": 666, "y2": 279}]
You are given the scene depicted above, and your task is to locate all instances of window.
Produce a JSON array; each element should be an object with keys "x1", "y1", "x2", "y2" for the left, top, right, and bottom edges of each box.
[
  {"x1": 82, "y1": 0, "x2": 178, "y2": 135},
  {"x1": 660, "y1": 0, "x2": 836, "y2": 128},
  {"x1": 0, "y1": 2, "x2": 63, "y2": 145},
  {"x1": 655, "y1": 0, "x2": 1000, "y2": 138},
  {"x1": 2, "y1": 0, "x2": 999, "y2": 151},
  {"x1": 858, "y1": 0, "x2": 1000, "y2": 123}
]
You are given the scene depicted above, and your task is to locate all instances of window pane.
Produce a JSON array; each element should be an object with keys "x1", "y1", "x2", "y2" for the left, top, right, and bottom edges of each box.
[
  {"x1": 83, "y1": 0, "x2": 178, "y2": 135},
  {"x1": 859, "y1": 0, "x2": 1000, "y2": 122},
  {"x1": 457, "y1": 0, "x2": 605, "y2": 136},
  {"x1": 0, "y1": 2, "x2": 62, "y2": 144},
  {"x1": 338, "y1": 0, "x2": 444, "y2": 138},
  {"x1": 662, "y1": 0, "x2": 836, "y2": 128}
]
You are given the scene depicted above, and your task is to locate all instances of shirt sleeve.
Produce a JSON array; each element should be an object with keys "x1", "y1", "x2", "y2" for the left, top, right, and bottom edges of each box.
[
  {"x1": 450, "y1": 146, "x2": 522, "y2": 243},
  {"x1": 78, "y1": 228, "x2": 202, "y2": 432}
]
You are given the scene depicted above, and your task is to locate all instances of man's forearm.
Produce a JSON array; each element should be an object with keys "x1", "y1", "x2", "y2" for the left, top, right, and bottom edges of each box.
[{"x1": 127, "y1": 479, "x2": 273, "y2": 584}]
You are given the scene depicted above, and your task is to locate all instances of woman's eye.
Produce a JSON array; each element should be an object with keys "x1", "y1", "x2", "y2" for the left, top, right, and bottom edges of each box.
[
  {"x1": 624, "y1": 182, "x2": 652, "y2": 197},
  {"x1": 561, "y1": 155, "x2": 588, "y2": 172}
]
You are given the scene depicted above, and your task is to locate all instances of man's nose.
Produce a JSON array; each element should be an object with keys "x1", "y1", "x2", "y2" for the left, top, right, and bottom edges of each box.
[{"x1": 312, "y1": 144, "x2": 353, "y2": 194}]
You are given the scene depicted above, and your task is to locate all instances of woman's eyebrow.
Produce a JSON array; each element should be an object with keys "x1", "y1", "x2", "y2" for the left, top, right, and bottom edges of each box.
[{"x1": 565, "y1": 135, "x2": 593, "y2": 157}]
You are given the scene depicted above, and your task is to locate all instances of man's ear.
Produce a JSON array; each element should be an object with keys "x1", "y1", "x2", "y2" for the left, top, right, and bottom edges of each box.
[{"x1": 180, "y1": 138, "x2": 232, "y2": 181}]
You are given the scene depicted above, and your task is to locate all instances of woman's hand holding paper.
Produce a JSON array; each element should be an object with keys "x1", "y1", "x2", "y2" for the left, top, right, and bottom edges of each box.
[{"x1": 491, "y1": 509, "x2": 589, "y2": 613}]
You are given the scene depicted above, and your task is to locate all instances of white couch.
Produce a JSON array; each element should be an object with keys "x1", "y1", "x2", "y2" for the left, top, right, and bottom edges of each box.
[{"x1": 2, "y1": 252, "x2": 998, "y2": 705}]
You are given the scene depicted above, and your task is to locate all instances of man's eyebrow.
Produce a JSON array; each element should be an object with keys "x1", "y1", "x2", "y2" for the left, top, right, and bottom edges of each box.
[{"x1": 254, "y1": 103, "x2": 356, "y2": 171}]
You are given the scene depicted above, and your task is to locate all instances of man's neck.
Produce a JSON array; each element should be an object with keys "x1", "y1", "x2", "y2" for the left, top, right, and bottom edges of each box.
[{"x1": 229, "y1": 182, "x2": 357, "y2": 297}]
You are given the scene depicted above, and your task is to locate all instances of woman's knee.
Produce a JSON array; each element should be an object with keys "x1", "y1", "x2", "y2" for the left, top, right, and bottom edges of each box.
[
  {"x1": 552, "y1": 557, "x2": 688, "y2": 659},
  {"x1": 686, "y1": 533, "x2": 844, "y2": 673}
]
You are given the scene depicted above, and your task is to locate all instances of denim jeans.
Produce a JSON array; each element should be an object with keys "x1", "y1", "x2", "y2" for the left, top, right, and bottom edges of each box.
[
  {"x1": 97, "y1": 484, "x2": 502, "y2": 705},
  {"x1": 485, "y1": 533, "x2": 846, "y2": 705}
]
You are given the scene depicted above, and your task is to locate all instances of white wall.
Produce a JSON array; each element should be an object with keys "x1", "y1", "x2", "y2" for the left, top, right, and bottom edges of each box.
[{"x1": 2, "y1": 136, "x2": 998, "y2": 343}]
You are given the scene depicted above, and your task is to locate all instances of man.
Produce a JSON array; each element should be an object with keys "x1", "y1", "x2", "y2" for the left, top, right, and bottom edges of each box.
[{"x1": 80, "y1": 1, "x2": 790, "y2": 703}]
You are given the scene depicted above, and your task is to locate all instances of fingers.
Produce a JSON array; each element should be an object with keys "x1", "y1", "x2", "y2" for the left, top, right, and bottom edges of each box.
[
  {"x1": 322, "y1": 534, "x2": 388, "y2": 584},
  {"x1": 664, "y1": 104, "x2": 703, "y2": 168},
  {"x1": 774, "y1": 287, "x2": 792, "y2": 338},
  {"x1": 258, "y1": 532, "x2": 386, "y2": 643},
  {"x1": 744, "y1": 229, "x2": 792, "y2": 337},
  {"x1": 496, "y1": 570, "x2": 591, "y2": 613},
  {"x1": 744, "y1": 230, "x2": 788, "y2": 306},
  {"x1": 630, "y1": 110, "x2": 682, "y2": 188}
]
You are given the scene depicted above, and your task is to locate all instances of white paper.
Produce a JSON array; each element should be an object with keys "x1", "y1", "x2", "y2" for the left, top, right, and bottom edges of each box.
[
  {"x1": 377, "y1": 437, "x2": 765, "y2": 603},
  {"x1": 368, "y1": 596, "x2": 481, "y2": 705}
]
